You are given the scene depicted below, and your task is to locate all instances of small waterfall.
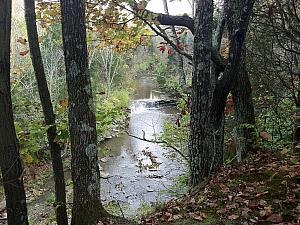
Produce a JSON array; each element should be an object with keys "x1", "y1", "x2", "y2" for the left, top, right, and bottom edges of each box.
[{"x1": 130, "y1": 99, "x2": 161, "y2": 114}]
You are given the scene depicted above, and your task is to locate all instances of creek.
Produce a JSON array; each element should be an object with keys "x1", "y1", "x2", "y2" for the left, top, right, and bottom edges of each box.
[
  {"x1": 0, "y1": 76, "x2": 187, "y2": 223},
  {"x1": 100, "y1": 76, "x2": 186, "y2": 216}
]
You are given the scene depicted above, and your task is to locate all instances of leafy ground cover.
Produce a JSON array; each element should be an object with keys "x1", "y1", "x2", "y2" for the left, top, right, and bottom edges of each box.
[
  {"x1": 2, "y1": 149, "x2": 299, "y2": 225},
  {"x1": 134, "y1": 150, "x2": 300, "y2": 225}
]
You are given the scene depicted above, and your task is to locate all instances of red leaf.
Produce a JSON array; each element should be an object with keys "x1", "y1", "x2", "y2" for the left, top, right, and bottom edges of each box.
[
  {"x1": 158, "y1": 45, "x2": 166, "y2": 53},
  {"x1": 19, "y1": 50, "x2": 29, "y2": 56},
  {"x1": 259, "y1": 131, "x2": 272, "y2": 141}
]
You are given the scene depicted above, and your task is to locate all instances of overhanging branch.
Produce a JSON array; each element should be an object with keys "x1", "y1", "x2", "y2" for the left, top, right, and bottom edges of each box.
[{"x1": 126, "y1": 131, "x2": 188, "y2": 161}]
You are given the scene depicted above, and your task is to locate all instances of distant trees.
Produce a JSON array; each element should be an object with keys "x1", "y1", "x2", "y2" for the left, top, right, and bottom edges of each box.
[
  {"x1": 0, "y1": 0, "x2": 29, "y2": 224},
  {"x1": 60, "y1": 0, "x2": 108, "y2": 224},
  {"x1": 248, "y1": 0, "x2": 300, "y2": 150}
]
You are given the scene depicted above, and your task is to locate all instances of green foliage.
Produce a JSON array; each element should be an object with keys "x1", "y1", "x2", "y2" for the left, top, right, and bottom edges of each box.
[
  {"x1": 255, "y1": 96, "x2": 293, "y2": 150},
  {"x1": 161, "y1": 174, "x2": 189, "y2": 197},
  {"x1": 160, "y1": 116, "x2": 189, "y2": 159},
  {"x1": 15, "y1": 120, "x2": 46, "y2": 164},
  {"x1": 95, "y1": 89, "x2": 129, "y2": 136}
]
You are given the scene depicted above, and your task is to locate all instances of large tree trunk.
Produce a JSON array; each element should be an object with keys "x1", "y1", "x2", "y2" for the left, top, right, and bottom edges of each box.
[
  {"x1": 189, "y1": 0, "x2": 255, "y2": 186},
  {"x1": 60, "y1": 0, "x2": 107, "y2": 224},
  {"x1": 189, "y1": 0, "x2": 214, "y2": 187},
  {"x1": 0, "y1": 1, "x2": 29, "y2": 224},
  {"x1": 232, "y1": 56, "x2": 255, "y2": 162},
  {"x1": 24, "y1": 1, "x2": 68, "y2": 224}
]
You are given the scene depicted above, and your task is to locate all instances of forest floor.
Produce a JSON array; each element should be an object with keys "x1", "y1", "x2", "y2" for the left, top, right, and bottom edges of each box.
[
  {"x1": 1, "y1": 149, "x2": 300, "y2": 225},
  {"x1": 98, "y1": 150, "x2": 300, "y2": 225}
]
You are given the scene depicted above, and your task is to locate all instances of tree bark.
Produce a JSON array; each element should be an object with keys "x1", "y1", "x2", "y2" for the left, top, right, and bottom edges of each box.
[
  {"x1": 232, "y1": 55, "x2": 255, "y2": 162},
  {"x1": 0, "y1": 0, "x2": 29, "y2": 224},
  {"x1": 189, "y1": 0, "x2": 214, "y2": 187},
  {"x1": 24, "y1": 0, "x2": 68, "y2": 224},
  {"x1": 227, "y1": 0, "x2": 256, "y2": 162},
  {"x1": 189, "y1": 0, "x2": 255, "y2": 186},
  {"x1": 60, "y1": 0, "x2": 107, "y2": 224}
]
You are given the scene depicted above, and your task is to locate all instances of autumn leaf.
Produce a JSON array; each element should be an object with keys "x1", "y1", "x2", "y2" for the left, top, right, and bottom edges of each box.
[
  {"x1": 158, "y1": 45, "x2": 166, "y2": 53},
  {"x1": 266, "y1": 213, "x2": 283, "y2": 223},
  {"x1": 259, "y1": 206, "x2": 272, "y2": 218},
  {"x1": 259, "y1": 131, "x2": 272, "y2": 141},
  {"x1": 228, "y1": 214, "x2": 239, "y2": 220},
  {"x1": 20, "y1": 50, "x2": 29, "y2": 56},
  {"x1": 188, "y1": 212, "x2": 206, "y2": 221},
  {"x1": 17, "y1": 37, "x2": 27, "y2": 45},
  {"x1": 58, "y1": 98, "x2": 69, "y2": 113},
  {"x1": 217, "y1": 208, "x2": 227, "y2": 214},
  {"x1": 208, "y1": 202, "x2": 218, "y2": 208}
]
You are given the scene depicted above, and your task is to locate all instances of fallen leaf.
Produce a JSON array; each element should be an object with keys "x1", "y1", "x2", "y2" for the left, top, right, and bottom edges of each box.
[
  {"x1": 266, "y1": 214, "x2": 283, "y2": 223},
  {"x1": 228, "y1": 214, "x2": 239, "y2": 220},
  {"x1": 259, "y1": 206, "x2": 272, "y2": 218},
  {"x1": 281, "y1": 148, "x2": 289, "y2": 155},
  {"x1": 208, "y1": 202, "x2": 218, "y2": 208},
  {"x1": 189, "y1": 212, "x2": 206, "y2": 221},
  {"x1": 248, "y1": 200, "x2": 257, "y2": 209},
  {"x1": 217, "y1": 208, "x2": 227, "y2": 214}
]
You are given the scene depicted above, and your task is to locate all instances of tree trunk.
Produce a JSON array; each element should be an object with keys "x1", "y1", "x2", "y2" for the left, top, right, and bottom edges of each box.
[
  {"x1": 60, "y1": 0, "x2": 107, "y2": 224},
  {"x1": 0, "y1": 1, "x2": 29, "y2": 224},
  {"x1": 189, "y1": 0, "x2": 214, "y2": 187},
  {"x1": 189, "y1": 0, "x2": 255, "y2": 186},
  {"x1": 232, "y1": 56, "x2": 255, "y2": 162},
  {"x1": 24, "y1": 1, "x2": 68, "y2": 224},
  {"x1": 228, "y1": 0, "x2": 256, "y2": 162}
]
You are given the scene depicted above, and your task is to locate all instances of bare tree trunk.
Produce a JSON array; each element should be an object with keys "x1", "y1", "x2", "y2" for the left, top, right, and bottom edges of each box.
[
  {"x1": 24, "y1": 0, "x2": 68, "y2": 224},
  {"x1": 0, "y1": 0, "x2": 29, "y2": 224},
  {"x1": 162, "y1": 0, "x2": 186, "y2": 88},
  {"x1": 60, "y1": 0, "x2": 108, "y2": 224}
]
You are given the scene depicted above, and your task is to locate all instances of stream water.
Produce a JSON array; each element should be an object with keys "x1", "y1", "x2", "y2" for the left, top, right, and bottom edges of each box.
[
  {"x1": 99, "y1": 76, "x2": 186, "y2": 216},
  {"x1": 0, "y1": 76, "x2": 187, "y2": 223}
]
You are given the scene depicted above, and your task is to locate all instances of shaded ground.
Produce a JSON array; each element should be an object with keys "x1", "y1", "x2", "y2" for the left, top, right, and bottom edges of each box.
[
  {"x1": 2, "y1": 149, "x2": 300, "y2": 225},
  {"x1": 131, "y1": 150, "x2": 300, "y2": 225}
]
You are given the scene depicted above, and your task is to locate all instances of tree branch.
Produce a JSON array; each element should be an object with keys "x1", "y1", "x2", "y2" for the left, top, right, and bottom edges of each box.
[
  {"x1": 156, "y1": 13, "x2": 194, "y2": 34},
  {"x1": 126, "y1": 131, "x2": 188, "y2": 161}
]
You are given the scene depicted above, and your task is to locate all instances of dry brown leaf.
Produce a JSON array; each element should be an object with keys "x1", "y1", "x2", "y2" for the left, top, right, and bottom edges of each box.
[
  {"x1": 266, "y1": 213, "x2": 283, "y2": 223},
  {"x1": 189, "y1": 212, "x2": 206, "y2": 221},
  {"x1": 217, "y1": 208, "x2": 227, "y2": 214},
  {"x1": 228, "y1": 214, "x2": 239, "y2": 220},
  {"x1": 208, "y1": 202, "x2": 218, "y2": 208},
  {"x1": 259, "y1": 131, "x2": 272, "y2": 141},
  {"x1": 259, "y1": 206, "x2": 272, "y2": 218}
]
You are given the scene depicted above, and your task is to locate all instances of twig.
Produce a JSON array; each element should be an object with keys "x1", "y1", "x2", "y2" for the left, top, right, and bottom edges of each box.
[
  {"x1": 126, "y1": 131, "x2": 188, "y2": 161},
  {"x1": 117, "y1": 201, "x2": 125, "y2": 219}
]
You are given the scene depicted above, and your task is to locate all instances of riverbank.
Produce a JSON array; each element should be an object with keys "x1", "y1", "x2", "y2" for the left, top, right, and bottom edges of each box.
[{"x1": 138, "y1": 150, "x2": 300, "y2": 225}]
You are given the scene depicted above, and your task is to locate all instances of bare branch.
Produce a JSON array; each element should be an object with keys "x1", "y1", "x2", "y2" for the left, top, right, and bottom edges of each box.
[{"x1": 126, "y1": 131, "x2": 188, "y2": 161}]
